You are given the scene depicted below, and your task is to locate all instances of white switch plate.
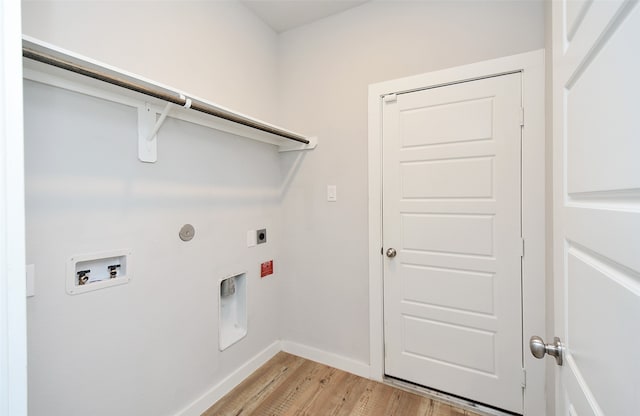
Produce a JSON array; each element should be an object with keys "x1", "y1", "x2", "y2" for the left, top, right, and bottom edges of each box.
[
  {"x1": 247, "y1": 230, "x2": 256, "y2": 247},
  {"x1": 26, "y1": 264, "x2": 35, "y2": 297},
  {"x1": 327, "y1": 185, "x2": 337, "y2": 202}
]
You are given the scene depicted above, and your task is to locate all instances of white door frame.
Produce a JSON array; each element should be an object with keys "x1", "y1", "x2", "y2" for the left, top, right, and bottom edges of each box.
[
  {"x1": 0, "y1": 0, "x2": 27, "y2": 415},
  {"x1": 368, "y1": 50, "x2": 545, "y2": 415}
]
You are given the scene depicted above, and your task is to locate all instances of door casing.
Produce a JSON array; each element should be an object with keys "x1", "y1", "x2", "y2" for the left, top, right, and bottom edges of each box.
[
  {"x1": 0, "y1": 1, "x2": 27, "y2": 415},
  {"x1": 367, "y1": 50, "x2": 546, "y2": 416}
]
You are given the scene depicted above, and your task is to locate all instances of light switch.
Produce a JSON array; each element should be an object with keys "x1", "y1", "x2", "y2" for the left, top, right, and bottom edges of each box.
[
  {"x1": 247, "y1": 230, "x2": 256, "y2": 247},
  {"x1": 26, "y1": 264, "x2": 35, "y2": 297},
  {"x1": 327, "y1": 185, "x2": 337, "y2": 202}
]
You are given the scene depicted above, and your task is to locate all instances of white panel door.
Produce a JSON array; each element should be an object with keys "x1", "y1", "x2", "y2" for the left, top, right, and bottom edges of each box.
[
  {"x1": 383, "y1": 73, "x2": 523, "y2": 413},
  {"x1": 552, "y1": 1, "x2": 640, "y2": 415}
]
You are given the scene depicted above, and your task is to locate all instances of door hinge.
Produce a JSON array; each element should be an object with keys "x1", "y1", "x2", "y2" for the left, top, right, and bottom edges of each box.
[
  {"x1": 520, "y1": 238, "x2": 525, "y2": 257},
  {"x1": 520, "y1": 107, "x2": 525, "y2": 127},
  {"x1": 383, "y1": 93, "x2": 398, "y2": 103},
  {"x1": 521, "y1": 368, "x2": 527, "y2": 388}
]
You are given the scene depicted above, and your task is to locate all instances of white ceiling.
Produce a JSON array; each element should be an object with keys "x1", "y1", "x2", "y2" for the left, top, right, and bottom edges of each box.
[{"x1": 241, "y1": 0, "x2": 369, "y2": 33}]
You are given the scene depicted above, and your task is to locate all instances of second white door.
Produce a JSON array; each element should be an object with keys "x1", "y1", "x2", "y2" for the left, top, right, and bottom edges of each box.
[{"x1": 383, "y1": 73, "x2": 523, "y2": 413}]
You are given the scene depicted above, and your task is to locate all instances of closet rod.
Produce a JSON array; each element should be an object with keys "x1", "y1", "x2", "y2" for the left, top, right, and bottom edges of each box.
[{"x1": 22, "y1": 47, "x2": 310, "y2": 145}]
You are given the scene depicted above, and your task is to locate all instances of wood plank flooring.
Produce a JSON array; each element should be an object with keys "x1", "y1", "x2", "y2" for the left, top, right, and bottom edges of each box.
[{"x1": 203, "y1": 352, "x2": 482, "y2": 416}]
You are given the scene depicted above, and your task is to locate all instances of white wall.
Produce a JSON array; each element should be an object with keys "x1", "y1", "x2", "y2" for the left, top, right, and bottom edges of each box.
[
  {"x1": 277, "y1": 0, "x2": 545, "y2": 365},
  {"x1": 21, "y1": 0, "x2": 279, "y2": 121},
  {"x1": 22, "y1": 2, "x2": 285, "y2": 415}
]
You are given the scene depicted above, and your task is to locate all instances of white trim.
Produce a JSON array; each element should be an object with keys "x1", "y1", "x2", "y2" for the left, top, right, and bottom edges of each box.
[
  {"x1": 281, "y1": 340, "x2": 371, "y2": 379},
  {"x1": 0, "y1": 0, "x2": 27, "y2": 414},
  {"x1": 368, "y1": 50, "x2": 546, "y2": 416},
  {"x1": 175, "y1": 341, "x2": 281, "y2": 416},
  {"x1": 519, "y1": 50, "x2": 547, "y2": 416}
]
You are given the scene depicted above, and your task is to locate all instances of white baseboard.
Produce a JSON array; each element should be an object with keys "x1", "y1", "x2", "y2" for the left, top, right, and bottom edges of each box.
[
  {"x1": 175, "y1": 340, "x2": 371, "y2": 416},
  {"x1": 281, "y1": 340, "x2": 370, "y2": 379},
  {"x1": 176, "y1": 341, "x2": 281, "y2": 416}
]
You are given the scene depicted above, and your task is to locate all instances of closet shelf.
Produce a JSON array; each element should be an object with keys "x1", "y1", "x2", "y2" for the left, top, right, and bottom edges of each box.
[{"x1": 22, "y1": 36, "x2": 317, "y2": 162}]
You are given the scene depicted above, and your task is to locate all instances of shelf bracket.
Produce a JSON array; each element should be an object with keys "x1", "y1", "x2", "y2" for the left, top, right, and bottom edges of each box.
[
  {"x1": 138, "y1": 94, "x2": 194, "y2": 162},
  {"x1": 278, "y1": 136, "x2": 318, "y2": 153},
  {"x1": 138, "y1": 101, "x2": 173, "y2": 163}
]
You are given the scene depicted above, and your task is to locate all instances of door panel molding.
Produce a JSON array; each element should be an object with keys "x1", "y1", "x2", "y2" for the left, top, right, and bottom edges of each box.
[{"x1": 368, "y1": 49, "x2": 545, "y2": 415}]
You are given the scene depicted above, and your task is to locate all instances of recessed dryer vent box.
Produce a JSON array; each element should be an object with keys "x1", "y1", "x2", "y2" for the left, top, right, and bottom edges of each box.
[
  {"x1": 219, "y1": 272, "x2": 247, "y2": 351},
  {"x1": 66, "y1": 249, "x2": 131, "y2": 295}
]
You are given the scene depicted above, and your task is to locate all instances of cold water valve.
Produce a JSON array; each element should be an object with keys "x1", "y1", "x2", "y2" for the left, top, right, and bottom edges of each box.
[{"x1": 108, "y1": 264, "x2": 121, "y2": 279}]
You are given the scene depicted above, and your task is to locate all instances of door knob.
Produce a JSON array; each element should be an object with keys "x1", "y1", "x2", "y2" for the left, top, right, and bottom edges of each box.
[
  {"x1": 386, "y1": 248, "x2": 397, "y2": 258},
  {"x1": 529, "y1": 336, "x2": 564, "y2": 366}
]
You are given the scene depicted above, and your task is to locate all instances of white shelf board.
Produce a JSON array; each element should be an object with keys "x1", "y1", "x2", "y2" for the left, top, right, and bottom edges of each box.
[{"x1": 22, "y1": 36, "x2": 317, "y2": 153}]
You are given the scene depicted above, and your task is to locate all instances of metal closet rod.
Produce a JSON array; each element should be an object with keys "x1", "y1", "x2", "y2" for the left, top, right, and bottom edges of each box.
[{"x1": 22, "y1": 47, "x2": 310, "y2": 145}]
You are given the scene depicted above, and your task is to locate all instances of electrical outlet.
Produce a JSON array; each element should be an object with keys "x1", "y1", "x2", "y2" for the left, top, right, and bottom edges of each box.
[{"x1": 257, "y1": 229, "x2": 267, "y2": 244}]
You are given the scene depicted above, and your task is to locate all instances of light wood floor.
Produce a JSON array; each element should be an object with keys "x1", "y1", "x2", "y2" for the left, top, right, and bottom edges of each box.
[{"x1": 203, "y1": 352, "x2": 482, "y2": 416}]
